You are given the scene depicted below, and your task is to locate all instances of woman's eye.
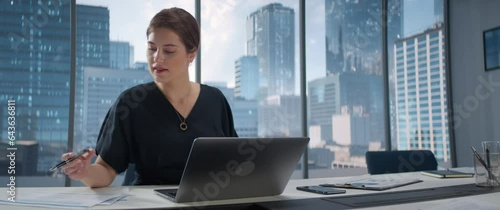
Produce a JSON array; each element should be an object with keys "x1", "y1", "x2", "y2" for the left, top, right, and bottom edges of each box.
[
  {"x1": 148, "y1": 48, "x2": 157, "y2": 51},
  {"x1": 164, "y1": 50, "x2": 175, "y2": 54}
]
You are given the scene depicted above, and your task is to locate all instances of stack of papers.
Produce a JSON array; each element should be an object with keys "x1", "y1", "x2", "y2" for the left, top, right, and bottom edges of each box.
[
  {"x1": 421, "y1": 170, "x2": 475, "y2": 178},
  {"x1": 0, "y1": 187, "x2": 129, "y2": 209}
]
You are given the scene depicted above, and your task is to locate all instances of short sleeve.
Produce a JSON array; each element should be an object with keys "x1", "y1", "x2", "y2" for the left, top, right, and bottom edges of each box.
[
  {"x1": 95, "y1": 98, "x2": 131, "y2": 174},
  {"x1": 220, "y1": 92, "x2": 238, "y2": 137}
]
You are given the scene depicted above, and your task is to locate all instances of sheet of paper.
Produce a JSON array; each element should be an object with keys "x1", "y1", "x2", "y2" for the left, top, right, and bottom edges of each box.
[
  {"x1": 0, "y1": 187, "x2": 129, "y2": 209},
  {"x1": 339, "y1": 177, "x2": 422, "y2": 190},
  {"x1": 99, "y1": 194, "x2": 129, "y2": 205}
]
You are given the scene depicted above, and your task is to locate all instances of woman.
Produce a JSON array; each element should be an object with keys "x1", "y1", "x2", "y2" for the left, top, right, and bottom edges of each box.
[{"x1": 61, "y1": 8, "x2": 237, "y2": 187}]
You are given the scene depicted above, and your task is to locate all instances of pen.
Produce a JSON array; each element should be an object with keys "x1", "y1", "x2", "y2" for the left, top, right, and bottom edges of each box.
[
  {"x1": 471, "y1": 146, "x2": 500, "y2": 185},
  {"x1": 485, "y1": 146, "x2": 491, "y2": 170},
  {"x1": 49, "y1": 147, "x2": 92, "y2": 172}
]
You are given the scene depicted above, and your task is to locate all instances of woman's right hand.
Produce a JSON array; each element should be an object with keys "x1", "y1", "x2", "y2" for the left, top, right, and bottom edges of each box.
[{"x1": 60, "y1": 148, "x2": 96, "y2": 180}]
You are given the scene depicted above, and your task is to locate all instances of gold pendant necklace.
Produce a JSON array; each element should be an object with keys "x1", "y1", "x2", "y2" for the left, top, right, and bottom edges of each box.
[
  {"x1": 173, "y1": 83, "x2": 192, "y2": 132},
  {"x1": 175, "y1": 110, "x2": 188, "y2": 131}
]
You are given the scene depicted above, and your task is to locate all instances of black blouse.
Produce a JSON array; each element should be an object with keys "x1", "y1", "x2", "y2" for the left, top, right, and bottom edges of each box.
[{"x1": 95, "y1": 82, "x2": 238, "y2": 185}]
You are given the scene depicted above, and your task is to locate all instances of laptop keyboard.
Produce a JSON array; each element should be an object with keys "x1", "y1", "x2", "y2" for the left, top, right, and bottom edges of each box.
[{"x1": 163, "y1": 189, "x2": 178, "y2": 198}]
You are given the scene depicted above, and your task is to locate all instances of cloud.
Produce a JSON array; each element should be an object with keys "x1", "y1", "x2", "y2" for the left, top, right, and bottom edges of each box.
[{"x1": 200, "y1": 0, "x2": 240, "y2": 85}]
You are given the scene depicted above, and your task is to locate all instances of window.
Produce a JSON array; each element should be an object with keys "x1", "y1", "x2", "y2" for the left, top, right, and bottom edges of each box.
[
  {"x1": 430, "y1": 32, "x2": 439, "y2": 39},
  {"x1": 1, "y1": 0, "x2": 71, "y2": 186},
  {"x1": 484, "y1": 26, "x2": 500, "y2": 70},
  {"x1": 73, "y1": 0, "x2": 195, "y2": 186},
  {"x1": 388, "y1": 0, "x2": 449, "y2": 162},
  {"x1": 1, "y1": 0, "x2": 452, "y2": 186},
  {"x1": 306, "y1": 0, "x2": 385, "y2": 177},
  {"x1": 202, "y1": 0, "x2": 303, "y2": 176},
  {"x1": 202, "y1": 1, "x2": 299, "y2": 127}
]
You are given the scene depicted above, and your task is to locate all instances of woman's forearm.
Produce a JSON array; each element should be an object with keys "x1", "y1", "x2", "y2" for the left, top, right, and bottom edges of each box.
[{"x1": 81, "y1": 162, "x2": 116, "y2": 188}]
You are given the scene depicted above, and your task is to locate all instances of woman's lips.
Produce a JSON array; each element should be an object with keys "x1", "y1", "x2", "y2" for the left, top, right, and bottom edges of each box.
[{"x1": 154, "y1": 67, "x2": 168, "y2": 73}]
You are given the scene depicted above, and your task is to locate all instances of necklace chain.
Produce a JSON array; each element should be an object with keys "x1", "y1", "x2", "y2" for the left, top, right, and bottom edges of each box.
[
  {"x1": 174, "y1": 84, "x2": 191, "y2": 132},
  {"x1": 175, "y1": 110, "x2": 188, "y2": 131}
]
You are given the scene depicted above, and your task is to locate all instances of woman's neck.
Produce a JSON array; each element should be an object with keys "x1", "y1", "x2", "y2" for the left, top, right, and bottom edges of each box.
[{"x1": 156, "y1": 80, "x2": 192, "y2": 104}]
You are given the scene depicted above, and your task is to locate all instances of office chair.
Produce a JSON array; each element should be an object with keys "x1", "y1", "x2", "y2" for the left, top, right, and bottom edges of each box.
[
  {"x1": 122, "y1": 163, "x2": 136, "y2": 186},
  {"x1": 365, "y1": 150, "x2": 438, "y2": 175}
]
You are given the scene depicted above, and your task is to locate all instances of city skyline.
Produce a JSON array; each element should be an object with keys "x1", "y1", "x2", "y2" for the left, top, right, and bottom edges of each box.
[{"x1": 78, "y1": 0, "x2": 436, "y2": 89}]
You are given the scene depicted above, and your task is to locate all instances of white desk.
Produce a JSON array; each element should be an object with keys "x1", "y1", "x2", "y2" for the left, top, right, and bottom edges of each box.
[{"x1": 1, "y1": 172, "x2": 499, "y2": 210}]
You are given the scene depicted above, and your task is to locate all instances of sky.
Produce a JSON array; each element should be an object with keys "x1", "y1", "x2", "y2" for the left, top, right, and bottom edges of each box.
[{"x1": 78, "y1": 0, "x2": 436, "y2": 89}]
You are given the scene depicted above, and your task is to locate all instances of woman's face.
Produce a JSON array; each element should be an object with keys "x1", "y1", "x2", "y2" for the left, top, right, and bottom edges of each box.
[{"x1": 146, "y1": 27, "x2": 195, "y2": 84}]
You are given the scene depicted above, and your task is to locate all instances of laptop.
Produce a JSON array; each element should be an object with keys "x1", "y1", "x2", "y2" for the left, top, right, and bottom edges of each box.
[{"x1": 154, "y1": 137, "x2": 309, "y2": 203}]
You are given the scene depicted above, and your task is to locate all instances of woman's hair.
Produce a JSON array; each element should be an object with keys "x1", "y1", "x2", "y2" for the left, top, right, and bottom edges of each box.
[{"x1": 147, "y1": 8, "x2": 200, "y2": 53}]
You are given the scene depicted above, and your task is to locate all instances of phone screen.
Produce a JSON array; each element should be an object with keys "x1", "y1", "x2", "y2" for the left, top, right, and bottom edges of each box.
[{"x1": 296, "y1": 185, "x2": 346, "y2": 195}]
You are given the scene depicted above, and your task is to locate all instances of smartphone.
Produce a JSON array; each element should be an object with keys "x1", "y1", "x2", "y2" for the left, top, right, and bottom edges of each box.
[{"x1": 296, "y1": 185, "x2": 346, "y2": 195}]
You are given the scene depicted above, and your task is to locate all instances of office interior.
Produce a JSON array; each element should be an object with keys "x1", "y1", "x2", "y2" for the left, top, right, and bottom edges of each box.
[{"x1": 0, "y1": 0, "x2": 499, "y2": 187}]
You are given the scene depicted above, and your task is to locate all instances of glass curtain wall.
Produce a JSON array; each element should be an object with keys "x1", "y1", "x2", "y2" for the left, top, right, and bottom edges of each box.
[
  {"x1": 0, "y1": 0, "x2": 71, "y2": 186},
  {"x1": 0, "y1": 0, "x2": 451, "y2": 186},
  {"x1": 305, "y1": 0, "x2": 386, "y2": 177},
  {"x1": 200, "y1": 0, "x2": 303, "y2": 177},
  {"x1": 72, "y1": 0, "x2": 196, "y2": 186}
]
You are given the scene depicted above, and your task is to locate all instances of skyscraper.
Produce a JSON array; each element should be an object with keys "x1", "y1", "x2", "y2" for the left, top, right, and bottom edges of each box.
[
  {"x1": 394, "y1": 24, "x2": 449, "y2": 162},
  {"x1": 82, "y1": 67, "x2": 151, "y2": 149},
  {"x1": 74, "y1": 4, "x2": 110, "y2": 146},
  {"x1": 388, "y1": 0, "x2": 405, "y2": 149},
  {"x1": 325, "y1": 0, "x2": 344, "y2": 75},
  {"x1": 0, "y1": 0, "x2": 71, "y2": 174},
  {"x1": 258, "y1": 95, "x2": 301, "y2": 137},
  {"x1": 76, "y1": 5, "x2": 110, "y2": 68},
  {"x1": 308, "y1": 75, "x2": 341, "y2": 143},
  {"x1": 110, "y1": 41, "x2": 133, "y2": 69},
  {"x1": 308, "y1": 73, "x2": 383, "y2": 144},
  {"x1": 325, "y1": 0, "x2": 382, "y2": 75},
  {"x1": 235, "y1": 56, "x2": 259, "y2": 100},
  {"x1": 332, "y1": 106, "x2": 371, "y2": 147},
  {"x1": 232, "y1": 99, "x2": 258, "y2": 137},
  {"x1": 434, "y1": 0, "x2": 444, "y2": 23},
  {"x1": 246, "y1": 3, "x2": 295, "y2": 96}
]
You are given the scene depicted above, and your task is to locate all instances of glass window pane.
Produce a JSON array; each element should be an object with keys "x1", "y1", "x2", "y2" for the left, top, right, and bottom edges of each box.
[
  {"x1": 306, "y1": 0, "x2": 386, "y2": 178},
  {"x1": 388, "y1": 0, "x2": 450, "y2": 164},
  {"x1": 200, "y1": 0, "x2": 302, "y2": 176},
  {"x1": 0, "y1": 0, "x2": 70, "y2": 186},
  {"x1": 74, "y1": 0, "x2": 195, "y2": 186}
]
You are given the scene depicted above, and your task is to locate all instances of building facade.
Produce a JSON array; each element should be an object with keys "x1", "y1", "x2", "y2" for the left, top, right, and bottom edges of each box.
[
  {"x1": 308, "y1": 73, "x2": 383, "y2": 144},
  {"x1": 82, "y1": 67, "x2": 151, "y2": 149},
  {"x1": 325, "y1": 0, "x2": 383, "y2": 75},
  {"x1": 0, "y1": 0, "x2": 71, "y2": 174},
  {"x1": 235, "y1": 56, "x2": 259, "y2": 100},
  {"x1": 246, "y1": 3, "x2": 295, "y2": 96},
  {"x1": 258, "y1": 95, "x2": 301, "y2": 137},
  {"x1": 74, "y1": 4, "x2": 111, "y2": 148},
  {"x1": 308, "y1": 75, "x2": 341, "y2": 143},
  {"x1": 394, "y1": 24, "x2": 449, "y2": 161},
  {"x1": 110, "y1": 41, "x2": 133, "y2": 70},
  {"x1": 232, "y1": 99, "x2": 258, "y2": 137}
]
